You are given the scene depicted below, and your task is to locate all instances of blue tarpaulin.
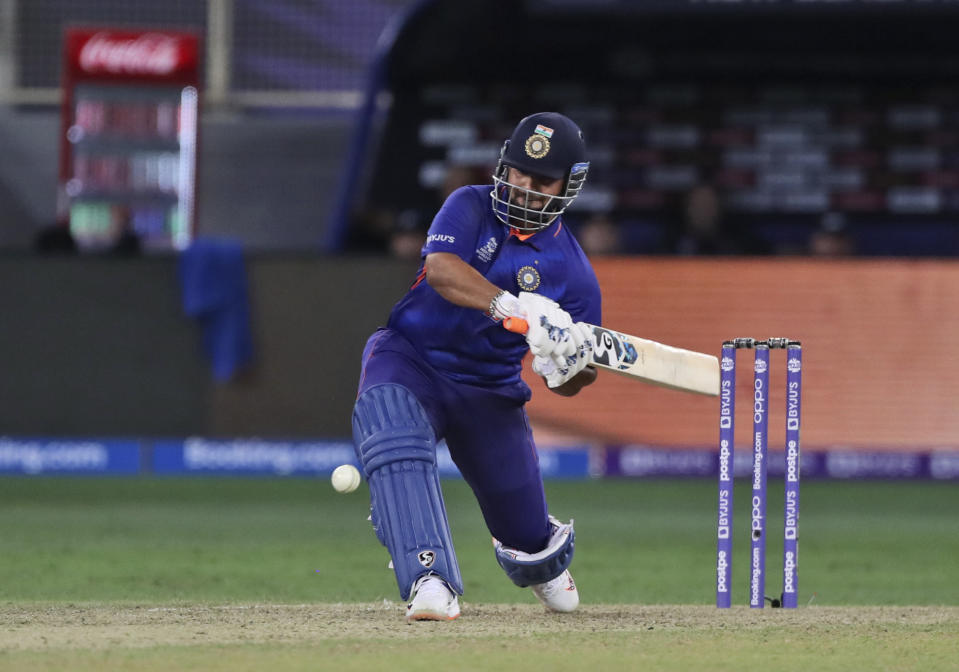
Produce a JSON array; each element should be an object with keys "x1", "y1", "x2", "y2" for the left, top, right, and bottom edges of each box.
[{"x1": 178, "y1": 238, "x2": 254, "y2": 381}]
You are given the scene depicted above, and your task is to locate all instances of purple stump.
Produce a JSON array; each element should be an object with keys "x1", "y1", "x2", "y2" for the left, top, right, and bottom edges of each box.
[
  {"x1": 750, "y1": 343, "x2": 770, "y2": 608},
  {"x1": 716, "y1": 343, "x2": 737, "y2": 608},
  {"x1": 782, "y1": 343, "x2": 802, "y2": 608}
]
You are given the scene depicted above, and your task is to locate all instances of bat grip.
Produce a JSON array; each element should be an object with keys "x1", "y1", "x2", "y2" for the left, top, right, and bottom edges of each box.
[{"x1": 502, "y1": 317, "x2": 529, "y2": 335}]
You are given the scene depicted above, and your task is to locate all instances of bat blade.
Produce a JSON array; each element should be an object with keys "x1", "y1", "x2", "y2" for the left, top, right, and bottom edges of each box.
[
  {"x1": 590, "y1": 325, "x2": 719, "y2": 396},
  {"x1": 502, "y1": 317, "x2": 719, "y2": 396}
]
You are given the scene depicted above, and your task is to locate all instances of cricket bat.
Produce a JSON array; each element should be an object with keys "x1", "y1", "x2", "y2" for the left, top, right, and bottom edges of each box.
[{"x1": 503, "y1": 317, "x2": 720, "y2": 396}]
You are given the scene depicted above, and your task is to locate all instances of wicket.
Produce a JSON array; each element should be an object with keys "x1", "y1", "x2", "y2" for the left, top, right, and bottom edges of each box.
[{"x1": 716, "y1": 338, "x2": 802, "y2": 609}]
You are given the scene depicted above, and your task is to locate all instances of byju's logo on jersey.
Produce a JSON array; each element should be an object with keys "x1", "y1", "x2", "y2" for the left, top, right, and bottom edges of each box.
[
  {"x1": 476, "y1": 236, "x2": 498, "y2": 263},
  {"x1": 427, "y1": 233, "x2": 455, "y2": 245},
  {"x1": 516, "y1": 265, "x2": 541, "y2": 291}
]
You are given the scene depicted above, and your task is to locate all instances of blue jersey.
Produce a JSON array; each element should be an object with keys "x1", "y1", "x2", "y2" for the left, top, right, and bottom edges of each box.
[{"x1": 387, "y1": 185, "x2": 602, "y2": 396}]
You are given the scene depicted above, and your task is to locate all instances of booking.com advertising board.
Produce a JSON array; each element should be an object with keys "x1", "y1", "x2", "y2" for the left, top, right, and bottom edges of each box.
[
  {"x1": 1, "y1": 437, "x2": 958, "y2": 480},
  {"x1": 0, "y1": 437, "x2": 590, "y2": 480}
]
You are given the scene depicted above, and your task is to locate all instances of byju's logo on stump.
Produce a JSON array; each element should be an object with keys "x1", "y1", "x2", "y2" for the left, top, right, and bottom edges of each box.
[{"x1": 418, "y1": 550, "x2": 436, "y2": 568}]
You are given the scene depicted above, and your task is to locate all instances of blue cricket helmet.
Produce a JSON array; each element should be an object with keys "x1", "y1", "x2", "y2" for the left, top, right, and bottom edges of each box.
[{"x1": 491, "y1": 112, "x2": 590, "y2": 233}]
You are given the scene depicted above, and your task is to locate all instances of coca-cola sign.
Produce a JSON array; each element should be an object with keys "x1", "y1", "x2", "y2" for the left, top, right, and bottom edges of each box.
[
  {"x1": 79, "y1": 32, "x2": 181, "y2": 75},
  {"x1": 65, "y1": 28, "x2": 199, "y2": 81}
]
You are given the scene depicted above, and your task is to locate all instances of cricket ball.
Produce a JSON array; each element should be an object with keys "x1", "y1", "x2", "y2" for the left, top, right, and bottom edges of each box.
[{"x1": 331, "y1": 464, "x2": 361, "y2": 493}]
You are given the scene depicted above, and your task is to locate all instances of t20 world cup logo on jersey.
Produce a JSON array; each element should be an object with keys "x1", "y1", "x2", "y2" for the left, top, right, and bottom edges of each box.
[
  {"x1": 476, "y1": 237, "x2": 498, "y2": 263},
  {"x1": 591, "y1": 327, "x2": 638, "y2": 370}
]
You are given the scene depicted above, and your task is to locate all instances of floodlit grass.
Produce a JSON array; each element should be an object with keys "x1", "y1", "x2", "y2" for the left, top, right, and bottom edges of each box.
[
  {"x1": 1, "y1": 478, "x2": 957, "y2": 670},
  {"x1": 1, "y1": 478, "x2": 956, "y2": 605}
]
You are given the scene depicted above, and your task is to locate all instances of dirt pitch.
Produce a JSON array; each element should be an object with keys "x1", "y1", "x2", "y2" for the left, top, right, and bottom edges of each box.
[{"x1": 2, "y1": 603, "x2": 957, "y2": 650}]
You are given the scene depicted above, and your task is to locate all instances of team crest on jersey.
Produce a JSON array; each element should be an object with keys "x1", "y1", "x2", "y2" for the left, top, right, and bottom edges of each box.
[
  {"x1": 516, "y1": 265, "x2": 541, "y2": 291},
  {"x1": 418, "y1": 551, "x2": 436, "y2": 568},
  {"x1": 525, "y1": 134, "x2": 550, "y2": 159}
]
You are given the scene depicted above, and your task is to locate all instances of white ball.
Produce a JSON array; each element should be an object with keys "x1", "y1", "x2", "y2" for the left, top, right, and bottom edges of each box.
[{"x1": 331, "y1": 464, "x2": 361, "y2": 493}]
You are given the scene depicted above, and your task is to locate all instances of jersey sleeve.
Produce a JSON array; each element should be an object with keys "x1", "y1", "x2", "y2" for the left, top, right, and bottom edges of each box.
[
  {"x1": 563, "y1": 250, "x2": 603, "y2": 327},
  {"x1": 421, "y1": 186, "x2": 484, "y2": 261}
]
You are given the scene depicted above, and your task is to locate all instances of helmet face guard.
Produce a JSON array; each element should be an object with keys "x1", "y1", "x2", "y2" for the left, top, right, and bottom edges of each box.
[
  {"x1": 490, "y1": 161, "x2": 589, "y2": 233},
  {"x1": 488, "y1": 112, "x2": 590, "y2": 233}
]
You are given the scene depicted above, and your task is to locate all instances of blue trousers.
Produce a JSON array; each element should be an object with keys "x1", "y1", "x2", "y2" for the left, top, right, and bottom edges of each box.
[{"x1": 356, "y1": 328, "x2": 550, "y2": 553}]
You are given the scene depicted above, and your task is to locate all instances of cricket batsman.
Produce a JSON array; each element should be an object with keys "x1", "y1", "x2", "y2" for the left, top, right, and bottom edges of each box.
[{"x1": 352, "y1": 112, "x2": 602, "y2": 622}]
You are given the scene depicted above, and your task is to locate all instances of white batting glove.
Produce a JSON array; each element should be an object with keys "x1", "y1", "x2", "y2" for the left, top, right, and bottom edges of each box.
[
  {"x1": 516, "y1": 291, "x2": 576, "y2": 363},
  {"x1": 488, "y1": 291, "x2": 521, "y2": 321},
  {"x1": 531, "y1": 322, "x2": 593, "y2": 388},
  {"x1": 568, "y1": 322, "x2": 594, "y2": 368},
  {"x1": 531, "y1": 354, "x2": 560, "y2": 385}
]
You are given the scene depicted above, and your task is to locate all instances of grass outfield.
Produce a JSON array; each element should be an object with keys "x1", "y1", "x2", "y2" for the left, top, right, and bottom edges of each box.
[
  {"x1": 0, "y1": 478, "x2": 957, "y2": 670},
  {"x1": 1, "y1": 477, "x2": 957, "y2": 605}
]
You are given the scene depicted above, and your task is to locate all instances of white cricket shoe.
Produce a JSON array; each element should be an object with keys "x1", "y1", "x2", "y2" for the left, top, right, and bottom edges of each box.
[
  {"x1": 531, "y1": 569, "x2": 579, "y2": 613},
  {"x1": 406, "y1": 574, "x2": 460, "y2": 623}
]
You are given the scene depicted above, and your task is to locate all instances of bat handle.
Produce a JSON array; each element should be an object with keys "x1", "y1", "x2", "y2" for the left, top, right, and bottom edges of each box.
[{"x1": 503, "y1": 317, "x2": 529, "y2": 335}]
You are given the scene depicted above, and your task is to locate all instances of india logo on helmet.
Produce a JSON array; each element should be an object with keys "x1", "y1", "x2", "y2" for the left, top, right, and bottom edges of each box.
[{"x1": 525, "y1": 134, "x2": 550, "y2": 159}]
